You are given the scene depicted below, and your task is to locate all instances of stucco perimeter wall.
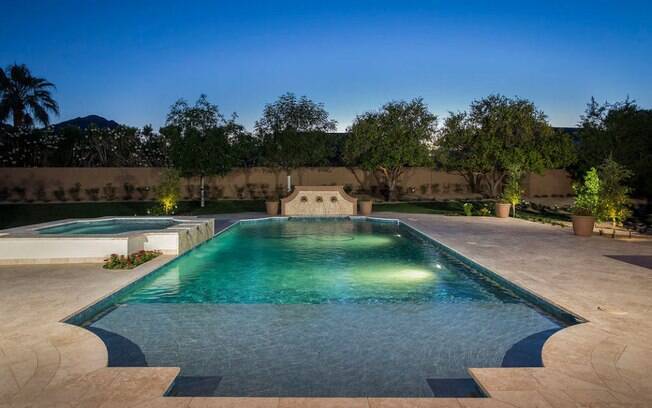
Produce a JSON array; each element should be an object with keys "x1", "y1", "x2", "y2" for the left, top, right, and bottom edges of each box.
[{"x1": 0, "y1": 167, "x2": 574, "y2": 202}]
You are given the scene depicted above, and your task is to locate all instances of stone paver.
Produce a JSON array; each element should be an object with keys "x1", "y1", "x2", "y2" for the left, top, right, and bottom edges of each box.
[{"x1": 0, "y1": 213, "x2": 651, "y2": 407}]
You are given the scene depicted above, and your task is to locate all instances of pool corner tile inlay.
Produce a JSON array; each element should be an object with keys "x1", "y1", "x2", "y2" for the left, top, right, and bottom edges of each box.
[{"x1": 69, "y1": 218, "x2": 579, "y2": 398}]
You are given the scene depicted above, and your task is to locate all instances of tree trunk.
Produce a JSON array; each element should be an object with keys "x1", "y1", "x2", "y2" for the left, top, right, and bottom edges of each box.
[
  {"x1": 387, "y1": 180, "x2": 396, "y2": 201},
  {"x1": 200, "y1": 175, "x2": 205, "y2": 208},
  {"x1": 346, "y1": 167, "x2": 369, "y2": 193},
  {"x1": 485, "y1": 171, "x2": 506, "y2": 198},
  {"x1": 460, "y1": 171, "x2": 483, "y2": 194},
  {"x1": 384, "y1": 168, "x2": 402, "y2": 202},
  {"x1": 12, "y1": 108, "x2": 23, "y2": 128}
]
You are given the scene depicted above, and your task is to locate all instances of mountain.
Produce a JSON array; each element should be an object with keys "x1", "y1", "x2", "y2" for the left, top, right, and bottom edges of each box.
[{"x1": 53, "y1": 115, "x2": 121, "y2": 130}]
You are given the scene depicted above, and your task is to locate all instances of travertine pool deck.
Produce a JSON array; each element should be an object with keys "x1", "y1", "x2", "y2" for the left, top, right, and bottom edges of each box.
[{"x1": 1, "y1": 213, "x2": 651, "y2": 407}]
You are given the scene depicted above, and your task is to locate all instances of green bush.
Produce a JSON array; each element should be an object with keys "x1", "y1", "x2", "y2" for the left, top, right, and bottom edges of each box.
[
  {"x1": 103, "y1": 250, "x2": 161, "y2": 270},
  {"x1": 123, "y1": 182, "x2": 135, "y2": 200},
  {"x1": 572, "y1": 168, "x2": 601, "y2": 216},
  {"x1": 477, "y1": 205, "x2": 491, "y2": 216},
  {"x1": 136, "y1": 186, "x2": 150, "y2": 200},
  {"x1": 599, "y1": 157, "x2": 632, "y2": 235},
  {"x1": 463, "y1": 202, "x2": 473, "y2": 216},
  {"x1": 53, "y1": 187, "x2": 66, "y2": 201},
  {"x1": 68, "y1": 183, "x2": 82, "y2": 201},
  {"x1": 85, "y1": 188, "x2": 100, "y2": 201},
  {"x1": 103, "y1": 183, "x2": 117, "y2": 201},
  {"x1": 157, "y1": 169, "x2": 181, "y2": 214},
  {"x1": 12, "y1": 186, "x2": 26, "y2": 201},
  {"x1": 501, "y1": 166, "x2": 523, "y2": 216}
]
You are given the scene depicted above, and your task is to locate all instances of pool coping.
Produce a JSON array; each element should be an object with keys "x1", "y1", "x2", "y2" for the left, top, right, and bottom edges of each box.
[
  {"x1": 61, "y1": 215, "x2": 587, "y2": 397},
  {"x1": 59, "y1": 217, "x2": 241, "y2": 325},
  {"x1": 3, "y1": 212, "x2": 651, "y2": 407}
]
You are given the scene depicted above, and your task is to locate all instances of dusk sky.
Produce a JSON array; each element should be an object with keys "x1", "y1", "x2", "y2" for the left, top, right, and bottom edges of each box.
[{"x1": 2, "y1": 1, "x2": 651, "y2": 131}]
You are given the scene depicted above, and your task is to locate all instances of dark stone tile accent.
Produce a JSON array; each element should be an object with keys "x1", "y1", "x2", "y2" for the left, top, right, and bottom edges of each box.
[
  {"x1": 167, "y1": 376, "x2": 222, "y2": 396},
  {"x1": 606, "y1": 255, "x2": 652, "y2": 270},
  {"x1": 427, "y1": 378, "x2": 485, "y2": 397},
  {"x1": 501, "y1": 328, "x2": 559, "y2": 367}
]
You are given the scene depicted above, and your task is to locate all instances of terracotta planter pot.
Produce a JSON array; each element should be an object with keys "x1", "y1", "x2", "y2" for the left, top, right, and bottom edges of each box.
[
  {"x1": 359, "y1": 200, "x2": 373, "y2": 216},
  {"x1": 572, "y1": 215, "x2": 595, "y2": 237},
  {"x1": 265, "y1": 200, "x2": 279, "y2": 216},
  {"x1": 495, "y1": 203, "x2": 511, "y2": 218}
]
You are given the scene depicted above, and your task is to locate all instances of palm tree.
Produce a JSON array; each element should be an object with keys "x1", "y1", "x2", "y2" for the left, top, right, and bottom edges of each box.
[{"x1": 0, "y1": 64, "x2": 59, "y2": 128}]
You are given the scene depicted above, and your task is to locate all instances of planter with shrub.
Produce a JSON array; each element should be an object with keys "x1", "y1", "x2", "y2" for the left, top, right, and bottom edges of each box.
[
  {"x1": 495, "y1": 202, "x2": 511, "y2": 218},
  {"x1": 265, "y1": 199, "x2": 279, "y2": 215}
]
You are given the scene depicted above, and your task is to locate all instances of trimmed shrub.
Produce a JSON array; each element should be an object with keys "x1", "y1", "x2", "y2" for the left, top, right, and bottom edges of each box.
[
  {"x1": 68, "y1": 183, "x2": 82, "y2": 201},
  {"x1": 103, "y1": 183, "x2": 117, "y2": 201},
  {"x1": 103, "y1": 250, "x2": 162, "y2": 270},
  {"x1": 85, "y1": 188, "x2": 100, "y2": 201},
  {"x1": 53, "y1": 187, "x2": 66, "y2": 201}
]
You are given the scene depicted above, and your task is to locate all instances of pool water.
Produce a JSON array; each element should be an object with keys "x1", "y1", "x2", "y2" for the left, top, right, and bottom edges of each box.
[
  {"x1": 79, "y1": 218, "x2": 577, "y2": 397},
  {"x1": 38, "y1": 218, "x2": 178, "y2": 235}
]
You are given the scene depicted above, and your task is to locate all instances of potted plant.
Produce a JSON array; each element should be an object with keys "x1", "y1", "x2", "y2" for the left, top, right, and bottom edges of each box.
[
  {"x1": 495, "y1": 200, "x2": 511, "y2": 218},
  {"x1": 571, "y1": 167, "x2": 601, "y2": 237},
  {"x1": 265, "y1": 194, "x2": 280, "y2": 215},
  {"x1": 359, "y1": 199, "x2": 373, "y2": 215}
]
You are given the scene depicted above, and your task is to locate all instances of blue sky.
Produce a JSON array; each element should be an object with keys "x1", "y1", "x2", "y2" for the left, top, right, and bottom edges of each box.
[{"x1": 1, "y1": 1, "x2": 651, "y2": 131}]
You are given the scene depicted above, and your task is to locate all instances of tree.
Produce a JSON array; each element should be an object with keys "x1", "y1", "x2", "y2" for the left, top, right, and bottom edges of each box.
[
  {"x1": 71, "y1": 125, "x2": 145, "y2": 167},
  {"x1": 501, "y1": 164, "x2": 523, "y2": 217},
  {"x1": 163, "y1": 95, "x2": 236, "y2": 207},
  {"x1": 139, "y1": 125, "x2": 171, "y2": 167},
  {"x1": 255, "y1": 92, "x2": 337, "y2": 134},
  {"x1": 343, "y1": 98, "x2": 437, "y2": 200},
  {"x1": 0, "y1": 64, "x2": 59, "y2": 128},
  {"x1": 574, "y1": 98, "x2": 652, "y2": 198},
  {"x1": 598, "y1": 157, "x2": 632, "y2": 237},
  {"x1": 255, "y1": 93, "x2": 338, "y2": 188},
  {"x1": 1, "y1": 126, "x2": 55, "y2": 166},
  {"x1": 231, "y1": 130, "x2": 262, "y2": 194},
  {"x1": 436, "y1": 95, "x2": 575, "y2": 197},
  {"x1": 156, "y1": 168, "x2": 181, "y2": 214}
]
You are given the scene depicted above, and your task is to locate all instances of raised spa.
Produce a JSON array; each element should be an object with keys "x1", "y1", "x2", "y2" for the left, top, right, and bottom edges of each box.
[
  {"x1": 37, "y1": 218, "x2": 179, "y2": 235},
  {"x1": 70, "y1": 217, "x2": 580, "y2": 398}
]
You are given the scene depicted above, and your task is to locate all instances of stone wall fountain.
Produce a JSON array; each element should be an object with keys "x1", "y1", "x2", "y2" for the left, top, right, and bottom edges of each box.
[{"x1": 280, "y1": 186, "x2": 357, "y2": 216}]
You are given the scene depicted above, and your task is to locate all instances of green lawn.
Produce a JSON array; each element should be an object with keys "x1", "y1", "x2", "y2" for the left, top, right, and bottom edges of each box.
[
  {"x1": 374, "y1": 200, "x2": 571, "y2": 226},
  {"x1": 0, "y1": 199, "x2": 572, "y2": 230},
  {"x1": 0, "y1": 200, "x2": 265, "y2": 229},
  {"x1": 374, "y1": 200, "x2": 490, "y2": 215}
]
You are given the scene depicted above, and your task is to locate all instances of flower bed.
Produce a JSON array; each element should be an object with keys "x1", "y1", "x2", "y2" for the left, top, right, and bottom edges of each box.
[{"x1": 103, "y1": 250, "x2": 162, "y2": 270}]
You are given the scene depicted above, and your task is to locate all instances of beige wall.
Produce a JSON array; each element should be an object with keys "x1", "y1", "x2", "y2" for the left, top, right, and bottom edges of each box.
[{"x1": 0, "y1": 167, "x2": 574, "y2": 202}]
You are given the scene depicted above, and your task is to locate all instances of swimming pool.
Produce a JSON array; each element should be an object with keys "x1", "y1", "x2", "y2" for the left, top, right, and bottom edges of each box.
[
  {"x1": 38, "y1": 218, "x2": 179, "y2": 235},
  {"x1": 71, "y1": 218, "x2": 580, "y2": 397}
]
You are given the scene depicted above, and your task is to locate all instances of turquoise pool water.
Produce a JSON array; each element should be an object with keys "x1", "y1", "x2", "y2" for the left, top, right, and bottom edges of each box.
[
  {"x1": 78, "y1": 218, "x2": 578, "y2": 397},
  {"x1": 38, "y1": 218, "x2": 178, "y2": 235}
]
